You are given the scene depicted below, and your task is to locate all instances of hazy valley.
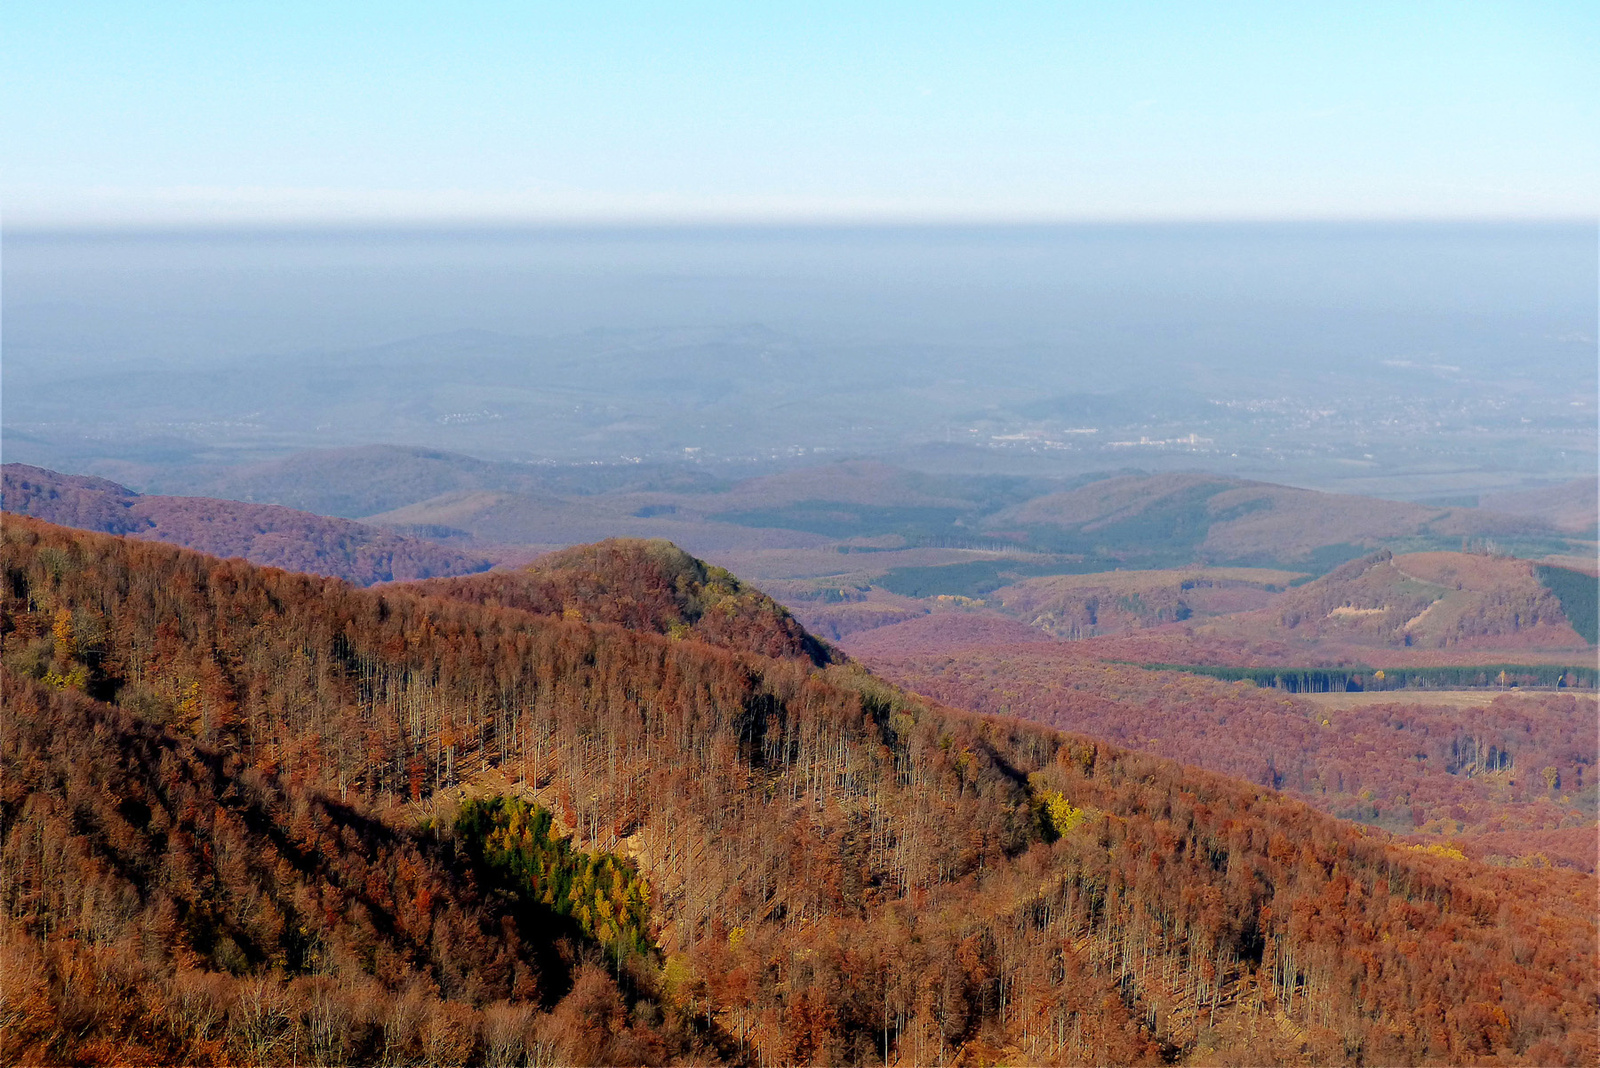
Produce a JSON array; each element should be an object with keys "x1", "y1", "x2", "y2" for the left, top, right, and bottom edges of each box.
[
  {"x1": 3, "y1": 221, "x2": 1595, "y2": 1068},
  {"x1": 7, "y1": 226, "x2": 1595, "y2": 505}
]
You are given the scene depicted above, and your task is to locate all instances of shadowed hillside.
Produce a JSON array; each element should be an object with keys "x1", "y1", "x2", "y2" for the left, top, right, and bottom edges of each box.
[
  {"x1": 1, "y1": 674, "x2": 693, "y2": 1066},
  {"x1": 2, "y1": 464, "x2": 492, "y2": 585},
  {"x1": 2, "y1": 516, "x2": 1595, "y2": 1065}
]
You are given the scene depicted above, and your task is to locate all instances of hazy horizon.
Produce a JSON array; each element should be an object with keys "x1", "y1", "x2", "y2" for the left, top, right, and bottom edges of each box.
[
  {"x1": 3, "y1": 4, "x2": 1595, "y2": 498},
  {"x1": 4, "y1": 220, "x2": 1593, "y2": 501}
]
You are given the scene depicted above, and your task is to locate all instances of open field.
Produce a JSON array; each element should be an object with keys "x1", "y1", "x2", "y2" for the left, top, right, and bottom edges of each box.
[
  {"x1": 1540, "y1": 550, "x2": 1599, "y2": 576},
  {"x1": 998, "y1": 565, "x2": 1305, "y2": 590},
  {"x1": 1299, "y1": 688, "x2": 1600, "y2": 711}
]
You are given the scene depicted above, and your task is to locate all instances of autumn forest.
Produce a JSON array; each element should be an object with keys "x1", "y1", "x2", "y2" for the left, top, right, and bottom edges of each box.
[{"x1": 1, "y1": 515, "x2": 1595, "y2": 1066}]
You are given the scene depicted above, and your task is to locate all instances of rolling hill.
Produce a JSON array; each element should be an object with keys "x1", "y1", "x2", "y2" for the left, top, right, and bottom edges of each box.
[
  {"x1": 983, "y1": 471, "x2": 1558, "y2": 565},
  {"x1": 803, "y1": 547, "x2": 1596, "y2": 667},
  {"x1": 2, "y1": 516, "x2": 1595, "y2": 1065},
  {"x1": 352, "y1": 462, "x2": 1589, "y2": 606},
  {"x1": 364, "y1": 488, "x2": 831, "y2": 554},
  {"x1": 1, "y1": 463, "x2": 492, "y2": 585},
  {"x1": 48, "y1": 447, "x2": 1589, "y2": 591},
  {"x1": 120, "y1": 444, "x2": 728, "y2": 520},
  {"x1": 990, "y1": 565, "x2": 1296, "y2": 639},
  {"x1": 1479, "y1": 476, "x2": 1599, "y2": 535},
  {"x1": 1263, "y1": 550, "x2": 1589, "y2": 650}
]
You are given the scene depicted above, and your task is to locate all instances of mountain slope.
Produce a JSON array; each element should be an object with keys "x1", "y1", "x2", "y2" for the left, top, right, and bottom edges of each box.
[
  {"x1": 2, "y1": 517, "x2": 1594, "y2": 1065},
  {"x1": 1, "y1": 674, "x2": 691, "y2": 1066},
  {"x1": 2, "y1": 463, "x2": 492, "y2": 585}
]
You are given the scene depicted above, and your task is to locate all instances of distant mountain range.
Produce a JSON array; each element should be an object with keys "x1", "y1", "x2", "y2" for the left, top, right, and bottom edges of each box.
[
  {"x1": 68, "y1": 445, "x2": 1581, "y2": 566},
  {"x1": 9, "y1": 450, "x2": 1592, "y2": 619}
]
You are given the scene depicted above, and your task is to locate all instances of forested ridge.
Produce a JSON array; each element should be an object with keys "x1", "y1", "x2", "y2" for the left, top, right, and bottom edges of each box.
[
  {"x1": 2, "y1": 515, "x2": 1595, "y2": 1065},
  {"x1": 1, "y1": 463, "x2": 493, "y2": 585},
  {"x1": 409, "y1": 538, "x2": 834, "y2": 666}
]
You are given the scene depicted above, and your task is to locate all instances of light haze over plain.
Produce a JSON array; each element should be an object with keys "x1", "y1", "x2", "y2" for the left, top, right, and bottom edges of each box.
[{"x1": 1, "y1": 3, "x2": 1594, "y2": 504}]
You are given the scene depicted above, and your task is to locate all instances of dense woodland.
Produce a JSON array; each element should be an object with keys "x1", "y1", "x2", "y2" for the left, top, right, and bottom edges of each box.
[
  {"x1": 1536, "y1": 562, "x2": 1600, "y2": 644},
  {"x1": 865, "y1": 647, "x2": 1598, "y2": 861},
  {"x1": 2, "y1": 516, "x2": 1596, "y2": 1065},
  {"x1": 859, "y1": 620, "x2": 1597, "y2": 672},
  {"x1": 1, "y1": 674, "x2": 696, "y2": 1066}
]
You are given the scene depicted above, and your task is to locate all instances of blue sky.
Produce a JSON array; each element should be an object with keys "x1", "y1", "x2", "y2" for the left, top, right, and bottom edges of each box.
[{"x1": 3, "y1": 2, "x2": 1596, "y2": 225}]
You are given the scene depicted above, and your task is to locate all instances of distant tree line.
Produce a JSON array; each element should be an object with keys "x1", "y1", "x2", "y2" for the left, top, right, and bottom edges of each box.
[{"x1": 1138, "y1": 662, "x2": 1597, "y2": 691}]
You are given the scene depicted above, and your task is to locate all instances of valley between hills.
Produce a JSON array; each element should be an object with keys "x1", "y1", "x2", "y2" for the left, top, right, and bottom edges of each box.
[{"x1": 1, "y1": 450, "x2": 1596, "y2": 1065}]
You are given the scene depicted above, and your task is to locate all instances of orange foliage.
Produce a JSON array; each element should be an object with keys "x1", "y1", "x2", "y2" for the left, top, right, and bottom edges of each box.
[{"x1": 2, "y1": 515, "x2": 1595, "y2": 1065}]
